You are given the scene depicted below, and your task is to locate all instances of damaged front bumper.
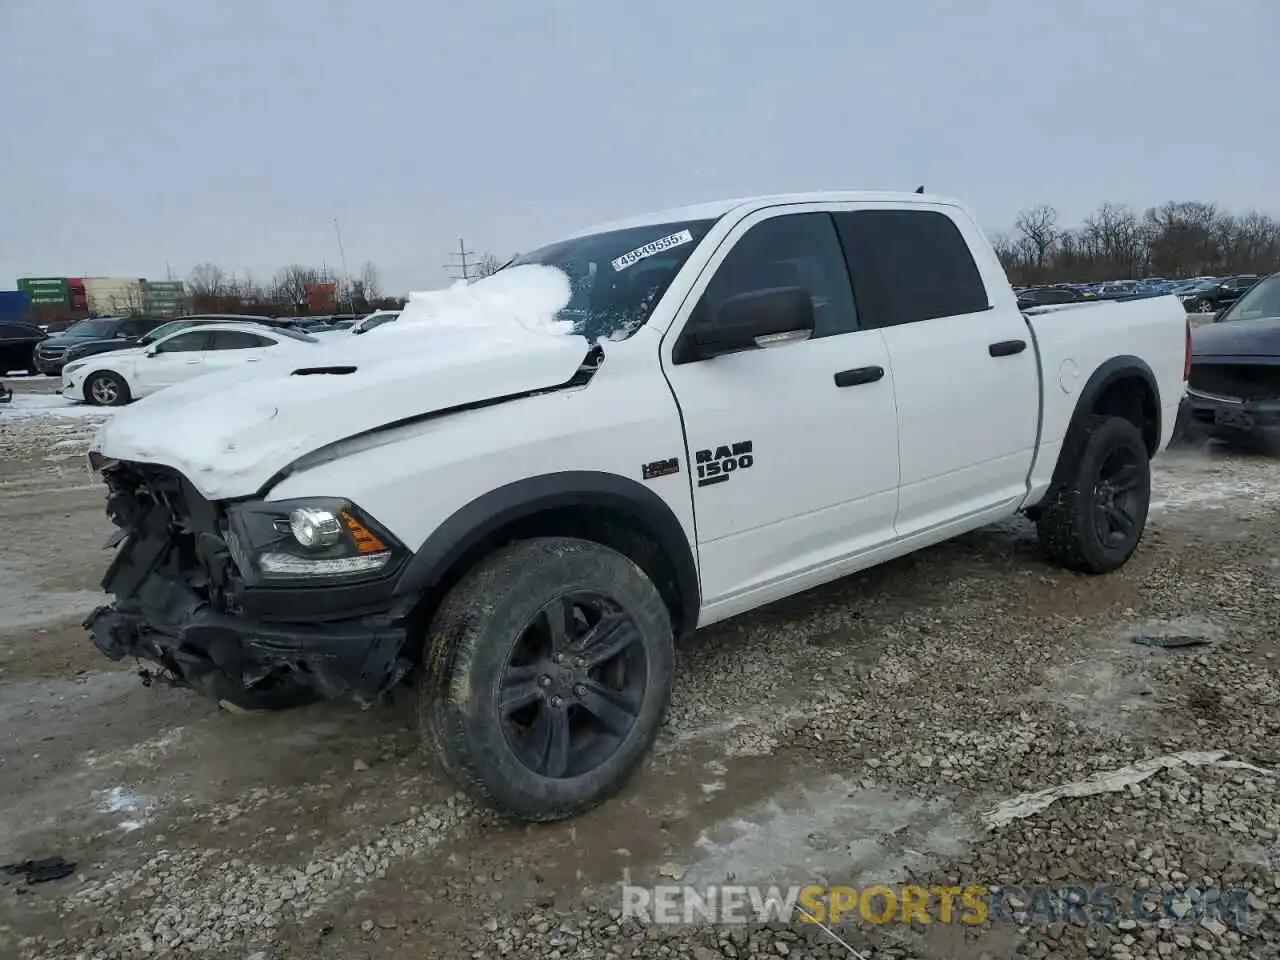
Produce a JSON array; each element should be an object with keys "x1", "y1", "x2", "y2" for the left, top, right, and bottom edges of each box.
[{"x1": 85, "y1": 462, "x2": 412, "y2": 704}]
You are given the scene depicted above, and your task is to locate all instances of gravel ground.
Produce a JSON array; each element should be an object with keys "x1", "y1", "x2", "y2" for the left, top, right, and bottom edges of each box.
[{"x1": 1, "y1": 370, "x2": 1278, "y2": 960}]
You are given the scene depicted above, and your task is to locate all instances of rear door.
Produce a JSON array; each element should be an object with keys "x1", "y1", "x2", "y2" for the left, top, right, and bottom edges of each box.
[
  {"x1": 660, "y1": 206, "x2": 900, "y2": 617},
  {"x1": 202, "y1": 329, "x2": 276, "y2": 374},
  {"x1": 833, "y1": 204, "x2": 1039, "y2": 535},
  {"x1": 133, "y1": 329, "x2": 212, "y2": 393}
]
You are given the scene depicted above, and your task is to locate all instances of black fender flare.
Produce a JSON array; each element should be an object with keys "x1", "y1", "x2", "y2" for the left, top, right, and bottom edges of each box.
[
  {"x1": 393, "y1": 471, "x2": 700, "y2": 634},
  {"x1": 1047, "y1": 355, "x2": 1162, "y2": 491}
]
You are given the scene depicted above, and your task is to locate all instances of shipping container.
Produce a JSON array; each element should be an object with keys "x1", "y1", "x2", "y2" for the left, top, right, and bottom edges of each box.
[
  {"x1": 84, "y1": 276, "x2": 145, "y2": 316},
  {"x1": 66, "y1": 277, "x2": 88, "y2": 310},
  {"x1": 142, "y1": 279, "x2": 186, "y2": 317},
  {"x1": 17, "y1": 277, "x2": 70, "y2": 305},
  {"x1": 0, "y1": 290, "x2": 31, "y2": 322}
]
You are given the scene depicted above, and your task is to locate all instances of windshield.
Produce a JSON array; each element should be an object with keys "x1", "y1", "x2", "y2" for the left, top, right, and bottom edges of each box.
[
  {"x1": 1217, "y1": 275, "x2": 1280, "y2": 323},
  {"x1": 510, "y1": 218, "x2": 717, "y2": 341},
  {"x1": 64, "y1": 318, "x2": 120, "y2": 338}
]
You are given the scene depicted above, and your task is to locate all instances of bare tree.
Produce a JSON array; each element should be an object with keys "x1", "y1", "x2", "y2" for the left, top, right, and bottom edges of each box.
[
  {"x1": 995, "y1": 199, "x2": 1280, "y2": 285},
  {"x1": 273, "y1": 265, "x2": 321, "y2": 311},
  {"x1": 472, "y1": 253, "x2": 515, "y2": 280},
  {"x1": 1013, "y1": 205, "x2": 1060, "y2": 273},
  {"x1": 187, "y1": 263, "x2": 228, "y2": 299},
  {"x1": 358, "y1": 262, "x2": 381, "y2": 301}
]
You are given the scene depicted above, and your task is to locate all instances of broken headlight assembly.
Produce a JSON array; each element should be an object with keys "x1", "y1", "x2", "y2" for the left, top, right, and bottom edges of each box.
[{"x1": 223, "y1": 498, "x2": 406, "y2": 584}]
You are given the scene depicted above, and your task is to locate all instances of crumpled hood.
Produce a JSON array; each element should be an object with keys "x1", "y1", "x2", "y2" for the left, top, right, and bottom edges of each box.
[
  {"x1": 91, "y1": 265, "x2": 589, "y2": 500},
  {"x1": 1191, "y1": 317, "x2": 1280, "y2": 359}
]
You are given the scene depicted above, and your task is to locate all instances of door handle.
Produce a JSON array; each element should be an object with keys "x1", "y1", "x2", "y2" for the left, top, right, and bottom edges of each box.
[
  {"x1": 185, "y1": 358, "x2": 201, "y2": 364},
  {"x1": 833, "y1": 366, "x2": 885, "y2": 387},
  {"x1": 989, "y1": 339, "x2": 1027, "y2": 357},
  {"x1": 246, "y1": 357, "x2": 261, "y2": 362}
]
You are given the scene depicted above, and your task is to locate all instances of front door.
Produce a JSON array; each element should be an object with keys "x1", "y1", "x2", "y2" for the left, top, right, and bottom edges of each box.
[
  {"x1": 660, "y1": 207, "x2": 901, "y2": 620},
  {"x1": 134, "y1": 329, "x2": 210, "y2": 394}
]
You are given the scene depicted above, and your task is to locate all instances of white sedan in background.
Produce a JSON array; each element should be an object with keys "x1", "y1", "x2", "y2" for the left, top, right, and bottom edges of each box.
[{"x1": 62, "y1": 322, "x2": 320, "y2": 406}]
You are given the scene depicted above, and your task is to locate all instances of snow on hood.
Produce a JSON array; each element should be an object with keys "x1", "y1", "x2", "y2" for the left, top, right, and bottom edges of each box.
[{"x1": 91, "y1": 266, "x2": 589, "y2": 499}]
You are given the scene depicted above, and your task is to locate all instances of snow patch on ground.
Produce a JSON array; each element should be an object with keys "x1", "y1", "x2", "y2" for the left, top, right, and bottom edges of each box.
[
  {"x1": 98, "y1": 786, "x2": 152, "y2": 832},
  {"x1": 0, "y1": 392, "x2": 109, "y2": 421}
]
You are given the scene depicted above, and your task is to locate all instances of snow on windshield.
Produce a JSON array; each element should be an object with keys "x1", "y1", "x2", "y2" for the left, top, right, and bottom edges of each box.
[{"x1": 397, "y1": 264, "x2": 574, "y2": 339}]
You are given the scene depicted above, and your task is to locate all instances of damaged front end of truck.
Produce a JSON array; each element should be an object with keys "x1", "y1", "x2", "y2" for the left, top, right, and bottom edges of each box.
[{"x1": 84, "y1": 458, "x2": 413, "y2": 707}]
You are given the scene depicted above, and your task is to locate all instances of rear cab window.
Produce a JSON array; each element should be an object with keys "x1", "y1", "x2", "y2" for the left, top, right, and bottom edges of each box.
[{"x1": 833, "y1": 208, "x2": 991, "y2": 328}]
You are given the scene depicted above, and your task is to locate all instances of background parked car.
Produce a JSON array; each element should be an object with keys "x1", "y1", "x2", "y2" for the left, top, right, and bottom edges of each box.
[
  {"x1": 0, "y1": 320, "x2": 47, "y2": 374},
  {"x1": 1016, "y1": 286, "x2": 1082, "y2": 309},
  {"x1": 58, "y1": 314, "x2": 279, "y2": 368},
  {"x1": 1176, "y1": 273, "x2": 1280, "y2": 446},
  {"x1": 350, "y1": 309, "x2": 401, "y2": 334},
  {"x1": 1180, "y1": 275, "x2": 1261, "y2": 314},
  {"x1": 33, "y1": 315, "x2": 170, "y2": 375},
  {"x1": 62, "y1": 322, "x2": 321, "y2": 406}
]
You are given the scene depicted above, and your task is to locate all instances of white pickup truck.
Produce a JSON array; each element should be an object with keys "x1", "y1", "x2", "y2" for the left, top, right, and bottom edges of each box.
[{"x1": 85, "y1": 191, "x2": 1189, "y2": 822}]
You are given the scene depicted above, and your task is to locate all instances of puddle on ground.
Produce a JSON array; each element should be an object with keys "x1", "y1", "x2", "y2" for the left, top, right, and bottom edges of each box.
[
  {"x1": 1033, "y1": 616, "x2": 1227, "y2": 731},
  {"x1": 677, "y1": 773, "x2": 971, "y2": 888}
]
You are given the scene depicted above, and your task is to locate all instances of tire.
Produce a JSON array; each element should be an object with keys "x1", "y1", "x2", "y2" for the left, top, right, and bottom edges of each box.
[
  {"x1": 421, "y1": 537, "x2": 675, "y2": 822},
  {"x1": 1036, "y1": 415, "x2": 1152, "y2": 574},
  {"x1": 85, "y1": 371, "x2": 131, "y2": 406},
  {"x1": 198, "y1": 669, "x2": 320, "y2": 713}
]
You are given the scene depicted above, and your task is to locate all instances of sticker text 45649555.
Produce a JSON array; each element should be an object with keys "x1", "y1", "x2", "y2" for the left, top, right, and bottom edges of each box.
[{"x1": 611, "y1": 230, "x2": 695, "y2": 272}]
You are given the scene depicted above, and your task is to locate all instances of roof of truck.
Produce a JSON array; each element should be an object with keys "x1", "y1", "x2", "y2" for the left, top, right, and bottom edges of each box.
[{"x1": 566, "y1": 191, "x2": 961, "y2": 240}]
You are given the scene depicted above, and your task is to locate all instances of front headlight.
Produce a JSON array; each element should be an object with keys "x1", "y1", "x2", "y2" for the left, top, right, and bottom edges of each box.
[
  {"x1": 224, "y1": 497, "x2": 404, "y2": 583},
  {"x1": 63, "y1": 361, "x2": 86, "y2": 375}
]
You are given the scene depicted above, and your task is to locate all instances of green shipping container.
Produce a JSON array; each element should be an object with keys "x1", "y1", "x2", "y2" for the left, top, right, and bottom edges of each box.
[{"x1": 17, "y1": 277, "x2": 69, "y2": 305}]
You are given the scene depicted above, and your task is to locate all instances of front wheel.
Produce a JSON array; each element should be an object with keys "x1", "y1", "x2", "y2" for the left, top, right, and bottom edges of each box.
[
  {"x1": 421, "y1": 537, "x2": 675, "y2": 822},
  {"x1": 85, "y1": 371, "x2": 131, "y2": 406},
  {"x1": 1036, "y1": 415, "x2": 1152, "y2": 574}
]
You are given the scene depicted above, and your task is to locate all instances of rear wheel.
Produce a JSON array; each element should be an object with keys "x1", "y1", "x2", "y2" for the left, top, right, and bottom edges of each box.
[
  {"x1": 1036, "y1": 415, "x2": 1152, "y2": 574},
  {"x1": 85, "y1": 371, "x2": 131, "y2": 406},
  {"x1": 421, "y1": 537, "x2": 675, "y2": 822}
]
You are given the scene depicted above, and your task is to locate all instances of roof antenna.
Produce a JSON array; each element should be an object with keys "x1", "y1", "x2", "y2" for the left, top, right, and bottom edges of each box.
[{"x1": 914, "y1": 185, "x2": 924, "y2": 194}]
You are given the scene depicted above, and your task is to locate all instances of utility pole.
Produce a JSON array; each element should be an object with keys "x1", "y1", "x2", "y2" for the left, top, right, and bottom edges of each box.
[
  {"x1": 445, "y1": 238, "x2": 476, "y2": 282},
  {"x1": 333, "y1": 217, "x2": 354, "y2": 313}
]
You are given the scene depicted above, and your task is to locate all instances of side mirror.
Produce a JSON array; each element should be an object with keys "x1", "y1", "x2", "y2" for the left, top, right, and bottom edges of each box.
[
  {"x1": 145, "y1": 345, "x2": 159, "y2": 356},
  {"x1": 686, "y1": 286, "x2": 815, "y2": 361}
]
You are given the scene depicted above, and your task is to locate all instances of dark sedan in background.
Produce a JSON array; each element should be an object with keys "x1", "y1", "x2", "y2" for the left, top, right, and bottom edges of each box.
[
  {"x1": 1176, "y1": 273, "x2": 1280, "y2": 446},
  {"x1": 32, "y1": 315, "x2": 170, "y2": 375},
  {"x1": 0, "y1": 320, "x2": 47, "y2": 374},
  {"x1": 1179, "y1": 275, "x2": 1262, "y2": 314}
]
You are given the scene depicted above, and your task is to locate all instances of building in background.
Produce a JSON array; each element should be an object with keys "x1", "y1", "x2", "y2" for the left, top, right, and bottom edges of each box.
[
  {"x1": 141, "y1": 279, "x2": 185, "y2": 317},
  {"x1": 84, "y1": 277, "x2": 144, "y2": 316},
  {"x1": 305, "y1": 282, "x2": 337, "y2": 312}
]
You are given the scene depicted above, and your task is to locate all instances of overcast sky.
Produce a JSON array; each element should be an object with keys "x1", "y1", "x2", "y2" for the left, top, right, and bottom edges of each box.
[{"x1": 1, "y1": 0, "x2": 1275, "y2": 295}]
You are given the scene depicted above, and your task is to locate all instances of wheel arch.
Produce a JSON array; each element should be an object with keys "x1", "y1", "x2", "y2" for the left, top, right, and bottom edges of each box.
[
  {"x1": 1046, "y1": 355, "x2": 1161, "y2": 495},
  {"x1": 394, "y1": 471, "x2": 700, "y2": 642}
]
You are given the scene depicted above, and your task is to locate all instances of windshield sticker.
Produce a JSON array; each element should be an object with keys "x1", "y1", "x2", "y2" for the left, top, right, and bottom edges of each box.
[{"x1": 611, "y1": 230, "x2": 694, "y2": 272}]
